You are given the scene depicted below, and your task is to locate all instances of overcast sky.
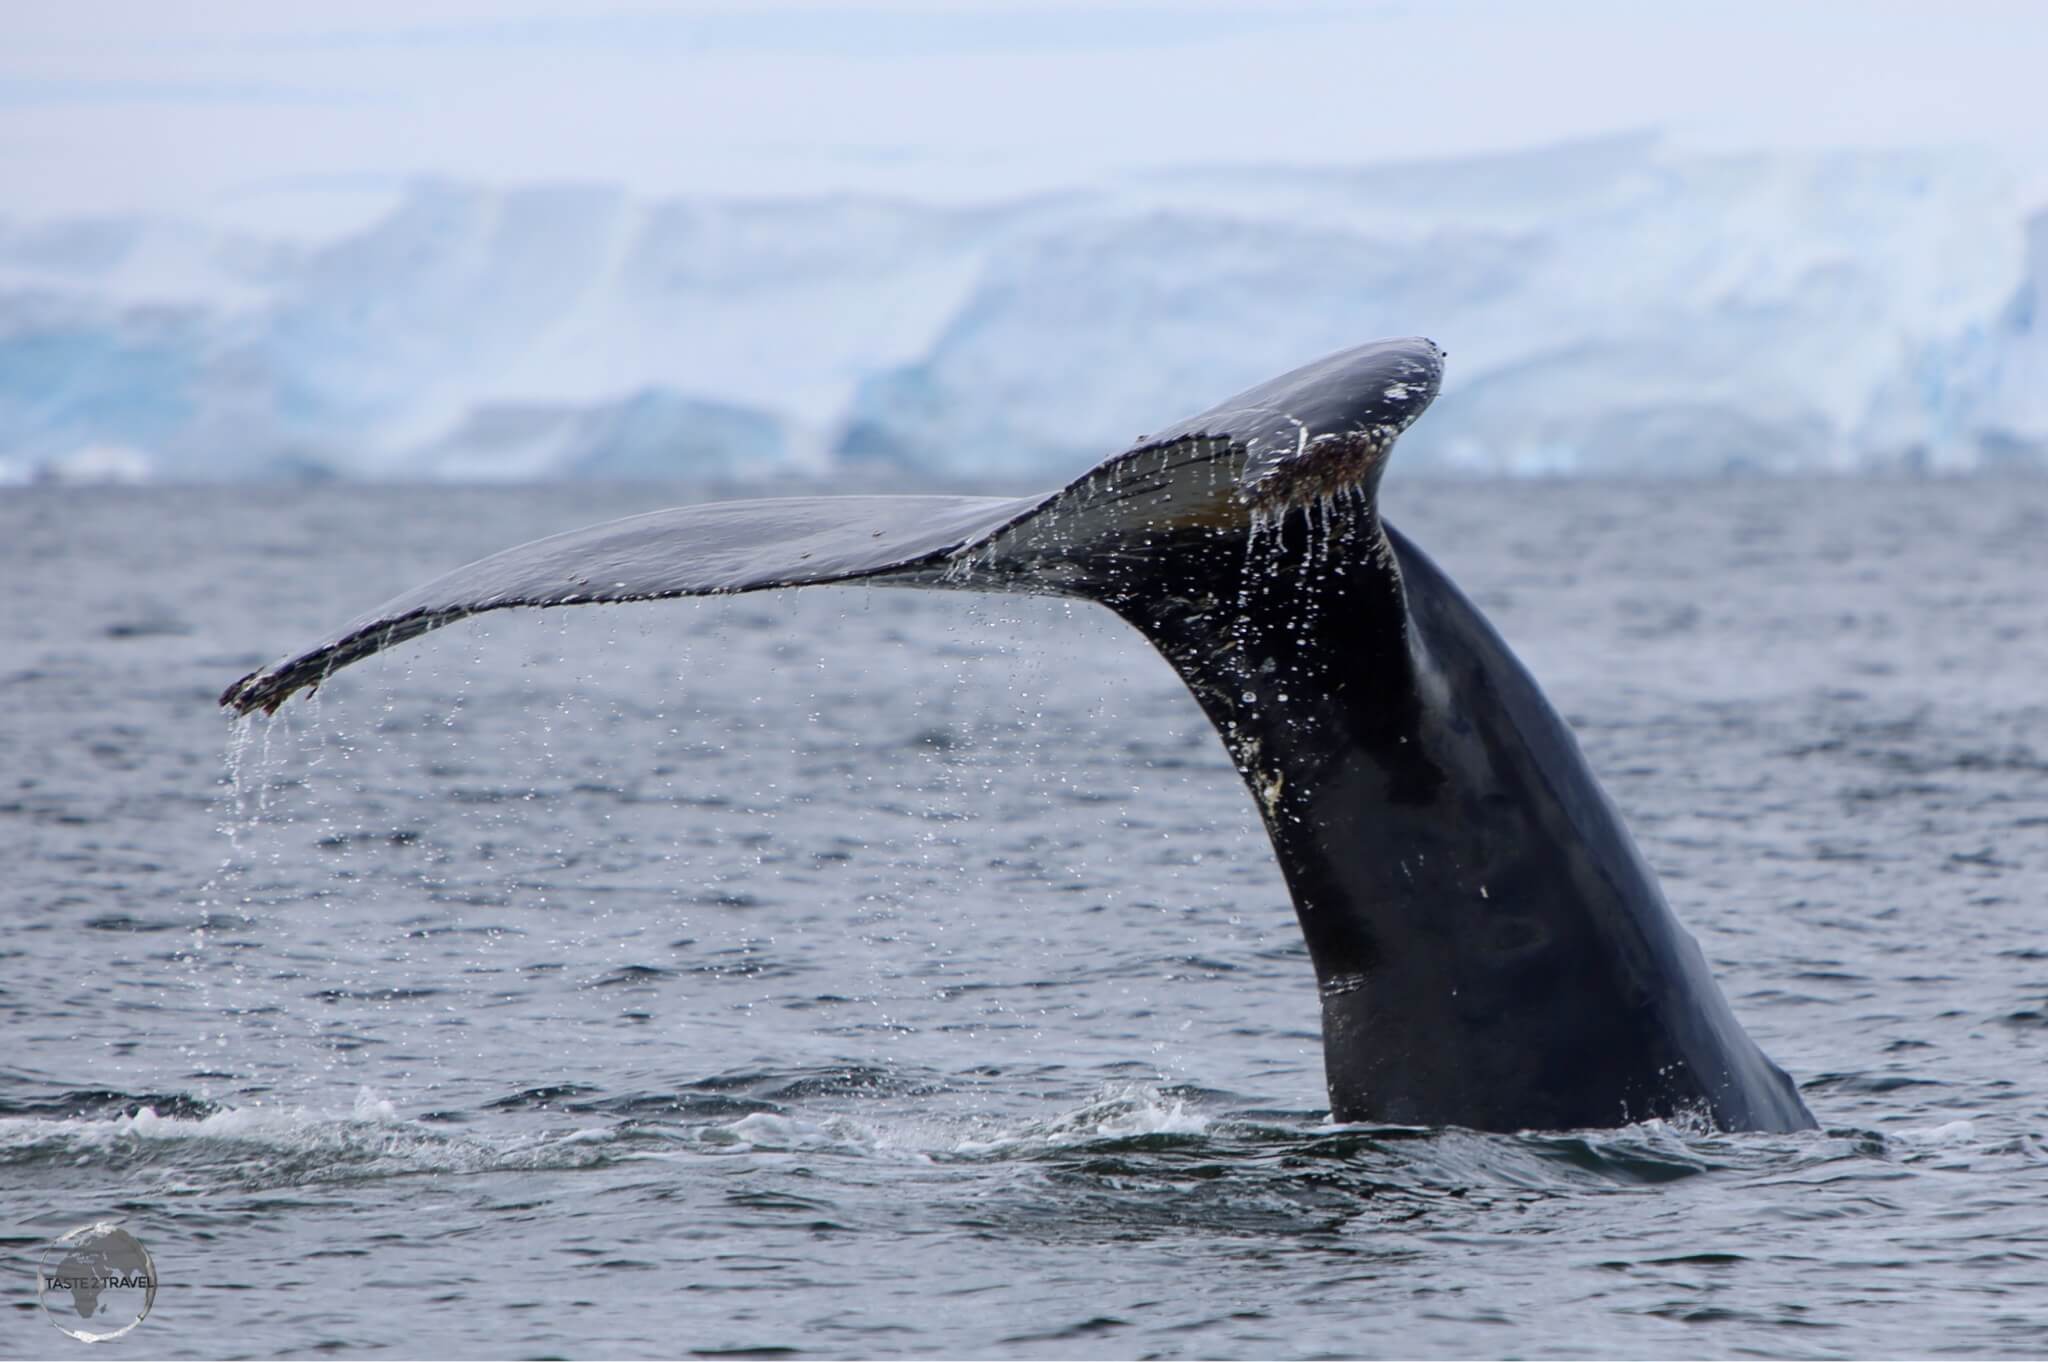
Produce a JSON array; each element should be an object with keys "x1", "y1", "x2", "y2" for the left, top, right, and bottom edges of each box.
[{"x1": 8, "y1": 1, "x2": 2048, "y2": 233}]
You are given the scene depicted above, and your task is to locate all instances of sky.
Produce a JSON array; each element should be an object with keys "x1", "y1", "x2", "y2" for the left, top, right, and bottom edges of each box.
[{"x1": 6, "y1": 1, "x2": 2048, "y2": 234}]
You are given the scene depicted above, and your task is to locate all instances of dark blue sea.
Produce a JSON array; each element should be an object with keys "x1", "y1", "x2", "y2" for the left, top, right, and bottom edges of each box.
[{"x1": 4, "y1": 478, "x2": 2046, "y2": 1358}]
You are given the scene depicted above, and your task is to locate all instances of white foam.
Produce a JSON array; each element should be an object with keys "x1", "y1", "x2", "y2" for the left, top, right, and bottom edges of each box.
[
  {"x1": 1888, "y1": 1118, "x2": 1978, "y2": 1149},
  {"x1": 695, "y1": 1110, "x2": 883, "y2": 1155},
  {"x1": 0, "y1": 1093, "x2": 621, "y2": 1181},
  {"x1": 952, "y1": 1084, "x2": 1211, "y2": 1155}
]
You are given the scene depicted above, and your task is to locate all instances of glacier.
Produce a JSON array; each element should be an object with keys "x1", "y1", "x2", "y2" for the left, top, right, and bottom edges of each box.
[{"x1": 2, "y1": 134, "x2": 2043, "y2": 484}]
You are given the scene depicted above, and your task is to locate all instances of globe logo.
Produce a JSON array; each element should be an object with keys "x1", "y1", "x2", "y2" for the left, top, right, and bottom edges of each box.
[{"x1": 36, "y1": 1222, "x2": 157, "y2": 1342}]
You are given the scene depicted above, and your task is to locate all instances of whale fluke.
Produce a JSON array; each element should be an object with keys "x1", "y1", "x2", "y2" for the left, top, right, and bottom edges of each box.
[
  {"x1": 221, "y1": 337, "x2": 1816, "y2": 1134},
  {"x1": 220, "y1": 494, "x2": 1037, "y2": 714},
  {"x1": 222, "y1": 339, "x2": 1443, "y2": 716}
]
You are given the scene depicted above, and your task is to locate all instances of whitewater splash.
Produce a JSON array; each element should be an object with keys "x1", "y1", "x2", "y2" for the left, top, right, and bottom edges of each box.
[
  {"x1": 2, "y1": 1080, "x2": 1916, "y2": 1202},
  {"x1": 0, "y1": 1088, "x2": 623, "y2": 1189}
]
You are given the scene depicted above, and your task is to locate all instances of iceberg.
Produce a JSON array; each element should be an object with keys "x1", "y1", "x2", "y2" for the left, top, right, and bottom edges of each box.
[{"x1": 1, "y1": 136, "x2": 2041, "y2": 482}]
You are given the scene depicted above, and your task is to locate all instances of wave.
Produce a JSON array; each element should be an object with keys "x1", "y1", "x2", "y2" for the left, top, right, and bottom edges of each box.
[
  {"x1": 0, "y1": 1087, "x2": 622, "y2": 1188},
  {"x1": 2, "y1": 1078, "x2": 1935, "y2": 1208}
]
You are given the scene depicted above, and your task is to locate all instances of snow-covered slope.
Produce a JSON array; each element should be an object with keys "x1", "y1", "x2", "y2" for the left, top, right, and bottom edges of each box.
[{"x1": 3, "y1": 136, "x2": 2043, "y2": 483}]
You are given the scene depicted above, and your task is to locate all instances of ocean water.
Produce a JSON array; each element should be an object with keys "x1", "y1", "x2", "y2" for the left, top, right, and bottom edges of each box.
[{"x1": 4, "y1": 478, "x2": 2046, "y2": 1359}]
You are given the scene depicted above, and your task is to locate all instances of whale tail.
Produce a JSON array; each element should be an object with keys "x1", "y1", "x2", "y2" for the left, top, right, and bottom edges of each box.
[
  {"x1": 222, "y1": 338, "x2": 1443, "y2": 715},
  {"x1": 219, "y1": 336, "x2": 1816, "y2": 1135}
]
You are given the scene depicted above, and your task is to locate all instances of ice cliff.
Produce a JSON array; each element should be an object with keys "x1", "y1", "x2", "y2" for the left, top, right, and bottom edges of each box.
[{"x1": 3, "y1": 135, "x2": 2043, "y2": 483}]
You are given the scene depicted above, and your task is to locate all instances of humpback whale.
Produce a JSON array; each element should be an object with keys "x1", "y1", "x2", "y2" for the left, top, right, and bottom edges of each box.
[{"x1": 223, "y1": 337, "x2": 1816, "y2": 1134}]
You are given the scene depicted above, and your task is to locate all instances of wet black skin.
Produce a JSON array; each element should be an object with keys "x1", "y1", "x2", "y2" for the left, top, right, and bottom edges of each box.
[
  {"x1": 1091, "y1": 502, "x2": 1815, "y2": 1131},
  {"x1": 220, "y1": 337, "x2": 1817, "y2": 1133}
]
